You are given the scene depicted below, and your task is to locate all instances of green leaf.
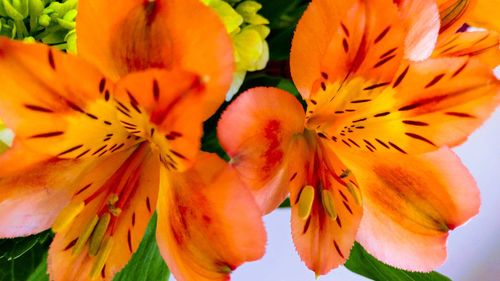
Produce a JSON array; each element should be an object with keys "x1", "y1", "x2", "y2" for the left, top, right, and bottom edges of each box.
[
  {"x1": 0, "y1": 230, "x2": 52, "y2": 281},
  {"x1": 25, "y1": 253, "x2": 48, "y2": 281},
  {"x1": 113, "y1": 213, "x2": 170, "y2": 281},
  {"x1": 345, "y1": 242, "x2": 451, "y2": 281}
]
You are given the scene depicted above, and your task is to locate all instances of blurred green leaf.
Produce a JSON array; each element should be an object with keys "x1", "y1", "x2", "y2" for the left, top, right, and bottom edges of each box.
[
  {"x1": 113, "y1": 213, "x2": 170, "y2": 281},
  {"x1": 345, "y1": 242, "x2": 451, "y2": 281}
]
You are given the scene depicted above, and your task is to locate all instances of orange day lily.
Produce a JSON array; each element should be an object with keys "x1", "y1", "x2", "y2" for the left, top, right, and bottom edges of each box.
[
  {"x1": 217, "y1": 0, "x2": 500, "y2": 276},
  {"x1": 0, "y1": 0, "x2": 266, "y2": 280}
]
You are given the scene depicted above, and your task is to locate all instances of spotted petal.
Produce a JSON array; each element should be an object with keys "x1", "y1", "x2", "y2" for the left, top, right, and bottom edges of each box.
[
  {"x1": 48, "y1": 146, "x2": 160, "y2": 281},
  {"x1": 288, "y1": 137, "x2": 362, "y2": 275},
  {"x1": 217, "y1": 87, "x2": 305, "y2": 214},
  {"x1": 156, "y1": 152, "x2": 266, "y2": 281},
  {"x1": 433, "y1": 30, "x2": 500, "y2": 68},
  {"x1": 0, "y1": 39, "x2": 138, "y2": 160},
  {"x1": 290, "y1": 0, "x2": 406, "y2": 99},
  {"x1": 309, "y1": 57, "x2": 500, "y2": 155},
  {"x1": 77, "y1": 0, "x2": 234, "y2": 118},
  {"x1": 114, "y1": 69, "x2": 205, "y2": 172},
  {"x1": 337, "y1": 147, "x2": 479, "y2": 271}
]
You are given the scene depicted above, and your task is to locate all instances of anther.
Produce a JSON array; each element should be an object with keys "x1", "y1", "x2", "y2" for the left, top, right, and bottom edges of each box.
[
  {"x1": 107, "y1": 194, "x2": 122, "y2": 216},
  {"x1": 298, "y1": 185, "x2": 315, "y2": 219},
  {"x1": 321, "y1": 189, "x2": 337, "y2": 219},
  {"x1": 89, "y1": 237, "x2": 114, "y2": 280},
  {"x1": 73, "y1": 215, "x2": 99, "y2": 256},
  {"x1": 346, "y1": 183, "x2": 361, "y2": 206},
  {"x1": 89, "y1": 213, "x2": 111, "y2": 256},
  {"x1": 340, "y1": 169, "x2": 351, "y2": 179},
  {"x1": 52, "y1": 201, "x2": 84, "y2": 232}
]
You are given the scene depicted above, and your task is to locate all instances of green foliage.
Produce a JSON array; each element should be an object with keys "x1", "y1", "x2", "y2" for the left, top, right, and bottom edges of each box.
[
  {"x1": 0, "y1": 230, "x2": 52, "y2": 281},
  {"x1": 345, "y1": 242, "x2": 451, "y2": 281}
]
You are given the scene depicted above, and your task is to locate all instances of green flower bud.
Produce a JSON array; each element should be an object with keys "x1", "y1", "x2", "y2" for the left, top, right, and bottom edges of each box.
[
  {"x1": 65, "y1": 28, "x2": 76, "y2": 53},
  {"x1": 38, "y1": 12, "x2": 50, "y2": 26},
  {"x1": 235, "y1": 1, "x2": 269, "y2": 25},
  {"x1": 202, "y1": 0, "x2": 242, "y2": 34}
]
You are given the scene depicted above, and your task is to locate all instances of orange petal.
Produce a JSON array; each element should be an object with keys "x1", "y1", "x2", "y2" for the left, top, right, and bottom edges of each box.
[
  {"x1": 0, "y1": 38, "x2": 139, "y2": 159},
  {"x1": 469, "y1": 0, "x2": 500, "y2": 33},
  {"x1": 310, "y1": 57, "x2": 500, "y2": 155},
  {"x1": 436, "y1": 0, "x2": 477, "y2": 44},
  {"x1": 288, "y1": 136, "x2": 362, "y2": 275},
  {"x1": 156, "y1": 152, "x2": 266, "y2": 281},
  {"x1": 338, "y1": 147, "x2": 479, "y2": 271},
  {"x1": 433, "y1": 30, "x2": 500, "y2": 68},
  {"x1": 114, "y1": 69, "x2": 205, "y2": 172},
  {"x1": 48, "y1": 146, "x2": 160, "y2": 281},
  {"x1": 217, "y1": 87, "x2": 305, "y2": 214},
  {"x1": 0, "y1": 158, "x2": 95, "y2": 238},
  {"x1": 77, "y1": 0, "x2": 233, "y2": 118},
  {"x1": 290, "y1": 0, "x2": 406, "y2": 99},
  {"x1": 0, "y1": 137, "x2": 49, "y2": 177},
  {"x1": 398, "y1": 0, "x2": 440, "y2": 60}
]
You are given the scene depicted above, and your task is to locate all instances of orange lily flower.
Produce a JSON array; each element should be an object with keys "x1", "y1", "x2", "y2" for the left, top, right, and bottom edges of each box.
[
  {"x1": 218, "y1": 0, "x2": 500, "y2": 276},
  {"x1": 0, "y1": 0, "x2": 266, "y2": 280}
]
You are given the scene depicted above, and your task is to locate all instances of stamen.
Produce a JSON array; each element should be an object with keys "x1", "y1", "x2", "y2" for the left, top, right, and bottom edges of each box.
[
  {"x1": 89, "y1": 237, "x2": 114, "y2": 280},
  {"x1": 339, "y1": 169, "x2": 351, "y2": 179},
  {"x1": 73, "y1": 215, "x2": 99, "y2": 256},
  {"x1": 107, "y1": 194, "x2": 122, "y2": 216},
  {"x1": 52, "y1": 201, "x2": 84, "y2": 232},
  {"x1": 298, "y1": 185, "x2": 315, "y2": 219},
  {"x1": 89, "y1": 213, "x2": 112, "y2": 256},
  {"x1": 346, "y1": 183, "x2": 361, "y2": 206},
  {"x1": 220, "y1": 265, "x2": 232, "y2": 274},
  {"x1": 321, "y1": 190, "x2": 337, "y2": 219}
]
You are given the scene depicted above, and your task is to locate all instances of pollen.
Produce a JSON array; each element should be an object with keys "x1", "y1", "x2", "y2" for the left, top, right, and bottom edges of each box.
[
  {"x1": 52, "y1": 201, "x2": 84, "y2": 233},
  {"x1": 107, "y1": 194, "x2": 122, "y2": 216},
  {"x1": 89, "y1": 213, "x2": 112, "y2": 256},
  {"x1": 321, "y1": 189, "x2": 337, "y2": 219},
  {"x1": 346, "y1": 183, "x2": 361, "y2": 206},
  {"x1": 73, "y1": 215, "x2": 99, "y2": 256},
  {"x1": 298, "y1": 185, "x2": 315, "y2": 219},
  {"x1": 90, "y1": 237, "x2": 114, "y2": 280}
]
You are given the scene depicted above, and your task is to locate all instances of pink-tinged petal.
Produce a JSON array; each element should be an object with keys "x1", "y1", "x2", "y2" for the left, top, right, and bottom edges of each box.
[
  {"x1": 337, "y1": 147, "x2": 479, "y2": 271},
  {"x1": 156, "y1": 152, "x2": 266, "y2": 281},
  {"x1": 217, "y1": 87, "x2": 305, "y2": 214},
  {"x1": 398, "y1": 0, "x2": 440, "y2": 60},
  {"x1": 0, "y1": 158, "x2": 95, "y2": 238}
]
